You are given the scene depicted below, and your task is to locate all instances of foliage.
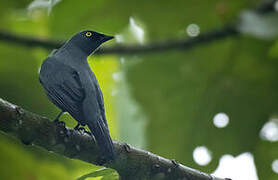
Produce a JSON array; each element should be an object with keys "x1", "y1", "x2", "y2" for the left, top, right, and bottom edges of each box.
[{"x1": 76, "y1": 168, "x2": 118, "y2": 180}]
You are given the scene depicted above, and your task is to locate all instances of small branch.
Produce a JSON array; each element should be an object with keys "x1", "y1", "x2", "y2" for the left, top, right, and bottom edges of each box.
[
  {"x1": 0, "y1": 26, "x2": 238, "y2": 55},
  {"x1": 0, "y1": 31, "x2": 63, "y2": 50},
  {"x1": 0, "y1": 1, "x2": 276, "y2": 55},
  {"x1": 97, "y1": 26, "x2": 238, "y2": 55},
  {"x1": 0, "y1": 98, "x2": 226, "y2": 180},
  {"x1": 254, "y1": 0, "x2": 277, "y2": 13}
]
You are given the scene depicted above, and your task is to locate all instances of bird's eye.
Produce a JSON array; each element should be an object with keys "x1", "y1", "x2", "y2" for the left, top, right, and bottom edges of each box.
[{"x1": 85, "y1": 32, "x2": 92, "y2": 37}]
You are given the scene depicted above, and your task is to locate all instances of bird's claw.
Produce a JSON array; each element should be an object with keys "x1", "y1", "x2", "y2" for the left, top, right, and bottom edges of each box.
[
  {"x1": 54, "y1": 120, "x2": 66, "y2": 127},
  {"x1": 75, "y1": 127, "x2": 91, "y2": 135},
  {"x1": 83, "y1": 130, "x2": 91, "y2": 136},
  {"x1": 77, "y1": 127, "x2": 86, "y2": 131},
  {"x1": 74, "y1": 123, "x2": 81, "y2": 130}
]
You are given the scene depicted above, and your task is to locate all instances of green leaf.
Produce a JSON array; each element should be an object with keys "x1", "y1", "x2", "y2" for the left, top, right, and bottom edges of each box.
[{"x1": 76, "y1": 168, "x2": 118, "y2": 180}]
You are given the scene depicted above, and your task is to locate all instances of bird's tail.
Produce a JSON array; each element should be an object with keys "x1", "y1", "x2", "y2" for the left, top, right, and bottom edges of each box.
[{"x1": 87, "y1": 120, "x2": 115, "y2": 161}]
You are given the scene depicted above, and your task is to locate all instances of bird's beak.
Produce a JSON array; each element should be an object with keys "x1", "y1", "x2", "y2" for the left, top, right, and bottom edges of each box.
[{"x1": 102, "y1": 35, "x2": 114, "y2": 42}]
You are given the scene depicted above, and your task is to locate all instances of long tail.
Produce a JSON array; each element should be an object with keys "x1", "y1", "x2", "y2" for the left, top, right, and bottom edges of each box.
[{"x1": 87, "y1": 119, "x2": 115, "y2": 161}]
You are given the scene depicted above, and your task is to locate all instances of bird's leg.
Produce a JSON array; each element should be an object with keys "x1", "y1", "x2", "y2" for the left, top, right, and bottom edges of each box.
[
  {"x1": 74, "y1": 123, "x2": 80, "y2": 130},
  {"x1": 74, "y1": 123, "x2": 91, "y2": 135},
  {"x1": 54, "y1": 111, "x2": 64, "y2": 122},
  {"x1": 53, "y1": 111, "x2": 65, "y2": 127},
  {"x1": 83, "y1": 129, "x2": 92, "y2": 136}
]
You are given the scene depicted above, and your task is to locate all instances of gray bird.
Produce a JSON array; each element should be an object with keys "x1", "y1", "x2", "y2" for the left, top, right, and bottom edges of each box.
[{"x1": 39, "y1": 30, "x2": 115, "y2": 161}]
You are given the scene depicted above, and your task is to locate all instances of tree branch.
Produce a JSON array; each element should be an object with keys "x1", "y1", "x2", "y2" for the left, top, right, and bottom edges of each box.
[
  {"x1": 0, "y1": 26, "x2": 238, "y2": 55},
  {"x1": 0, "y1": 98, "x2": 226, "y2": 180},
  {"x1": 0, "y1": 1, "x2": 275, "y2": 55}
]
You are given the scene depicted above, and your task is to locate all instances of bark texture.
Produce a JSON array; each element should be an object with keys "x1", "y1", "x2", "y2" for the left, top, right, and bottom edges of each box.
[{"x1": 0, "y1": 98, "x2": 226, "y2": 180}]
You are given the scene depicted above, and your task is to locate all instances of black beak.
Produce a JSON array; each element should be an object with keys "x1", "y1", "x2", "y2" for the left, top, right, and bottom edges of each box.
[{"x1": 102, "y1": 35, "x2": 114, "y2": 42}]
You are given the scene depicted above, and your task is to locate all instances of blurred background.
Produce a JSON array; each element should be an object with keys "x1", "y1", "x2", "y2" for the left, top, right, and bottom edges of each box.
[{"x1": 1, "y1": 0, "x2": 278, "y2": 179}]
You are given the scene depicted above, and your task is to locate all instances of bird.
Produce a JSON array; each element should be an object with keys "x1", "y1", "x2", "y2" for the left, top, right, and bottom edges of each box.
[{"x1": 39, "y1": 30, "x2": 115, "y2": 161}]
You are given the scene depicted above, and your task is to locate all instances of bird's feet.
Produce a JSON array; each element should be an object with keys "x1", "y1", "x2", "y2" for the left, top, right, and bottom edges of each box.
[
  {"x1": 54, "y1": 119, "x2": 66, "y2": 127},
  {"x1": 77, "y1": 128, "x2": 92, "y2": 136},
  {"x1": 53, "y1": 111, "x2": 65, "y2": 127},
  {"x1": 74, "y1": 124, "x2": 91, "y2": 135},
  {"x1": 74, "y1": 123, "x2": 80, "y2": 130}
]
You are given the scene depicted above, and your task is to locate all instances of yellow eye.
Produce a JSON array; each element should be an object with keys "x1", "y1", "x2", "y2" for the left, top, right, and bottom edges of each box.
[{"x1": 85, "y1": 32, "x2": 92, "y2": 37}]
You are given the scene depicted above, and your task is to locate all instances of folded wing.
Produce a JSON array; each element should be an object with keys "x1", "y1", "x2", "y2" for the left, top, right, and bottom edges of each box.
[{"x1": 39, "y1": 58, "x2": 85, "y2": 123}]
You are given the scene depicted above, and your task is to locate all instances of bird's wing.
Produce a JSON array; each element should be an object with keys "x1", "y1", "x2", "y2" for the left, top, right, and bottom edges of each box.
[
  {"x1": 40, "y1": 59, "x2": 85, "y2": 122},
  {"x1": 94, "y1": 82, "x2": 108, "y2": 128},
  {"x1": 79, "y1": 70, "x2": 114, "y2": 160}
]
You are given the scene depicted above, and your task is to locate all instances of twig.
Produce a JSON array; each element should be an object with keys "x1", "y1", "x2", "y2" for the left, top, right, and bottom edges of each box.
[
  {"x1": 0, "y1": 1, "x2": 276, "y2": 55},
  {"x1": 254, "y1": 0, "x2": 277, "y2": 13},
  {"x1": 0, "y1": 26, "x2": 238, "y2": 55},
  {"x1": 0, "y1": 98, "x2": 226, "y2": 180}
]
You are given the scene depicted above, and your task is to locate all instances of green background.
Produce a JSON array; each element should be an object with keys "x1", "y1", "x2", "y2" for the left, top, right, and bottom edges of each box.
[{"x1": 0, "y1": 0, "x2": 278, "y2": 179}]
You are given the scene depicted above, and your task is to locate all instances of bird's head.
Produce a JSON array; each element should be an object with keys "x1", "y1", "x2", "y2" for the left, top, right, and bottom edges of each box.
[{"x1": 68, "y1": 30, "x2": 114, "y2": 55}]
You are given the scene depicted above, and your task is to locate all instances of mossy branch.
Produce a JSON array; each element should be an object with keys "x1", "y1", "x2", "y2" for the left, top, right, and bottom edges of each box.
[{"x1": 0, "y1": 98, "x2": 227, "y2": 180}]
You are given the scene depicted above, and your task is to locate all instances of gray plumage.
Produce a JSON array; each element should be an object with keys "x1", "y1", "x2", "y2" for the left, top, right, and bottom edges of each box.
[{"x1": 39, "y1": 30, "x2": 115, "y2": 160}]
